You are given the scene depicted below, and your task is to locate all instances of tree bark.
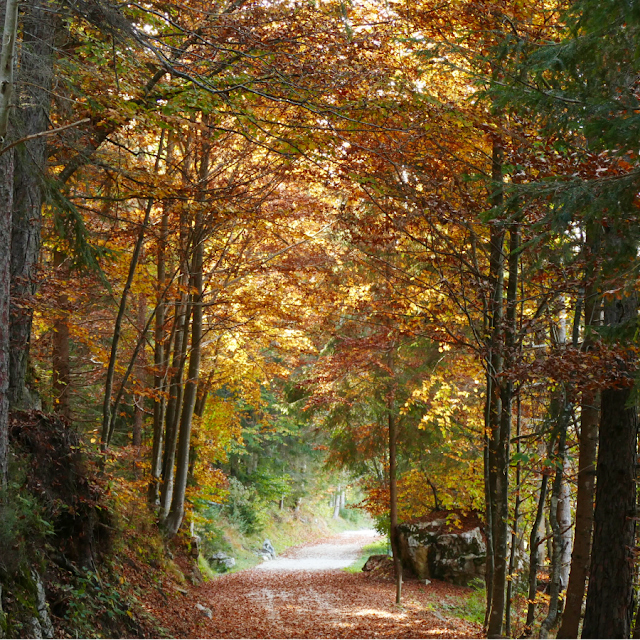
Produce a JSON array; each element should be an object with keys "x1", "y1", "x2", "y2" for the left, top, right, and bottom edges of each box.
[
  {"x1": 540, "y1": 390, "x2": 570, "y2": 638},
  {"x1": 9, "y1": 0, "x2": 55, "y2": 408},
  {"x1": 582, "y1": 293, "x2": 637, "y2": 638},
  {"x1": 164, "y1": 224, "x2": 204, "y2": 538},
  {"x1": 389, "y1": 409, "x2": 402, "y2": 605},
  {"x1": 557, "y1": 227, "x2": 600, "y2": 639},
  {"x1": 505, "y1": 392, "x2": 522, "y2": 636},
  {"x1": 0, "y1": 0, "x2": 18, "y2": 488},
  {"x1": 160, "y1": 286, "x2": 191, "y2": 518},
  {"x1": 557, "y1": 387, "x2": 598, "y2": 637},
  {"x1": 0, "y1": 148, "x2": 12, "y2": 488},
  {"x1": 149, "y1": 202, "x2": 168, "y2": 503},
  {"x1": 524, "y1": 472, "x2": 549, "y2": 636},
  {"x1": 494, "y1": 219, "x2": 518, "y2": 638}
]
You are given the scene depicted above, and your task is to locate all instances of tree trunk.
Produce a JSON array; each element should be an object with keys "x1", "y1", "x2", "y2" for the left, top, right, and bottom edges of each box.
[
  {"x1": 582, "y1": 270, "x2": 637, "y2": 637},
  {"x1": 490, "y1": 218, "x2": 517, "y2": 639},
  {"x1": 557, "y1": 226, "x2": 600, "y2": 639},
  {"x1": 582, "y1": 293, "x2": 637, "y2": 638},
  {"x1": 557, "y1": 456, "x2": 573, "y2": 591},
  {"x1": 524, "y1": 472, "x2": 549, "y2": 636},
  {"x1": 132, "y1": 294, "x2": 147, "y2": 447},
  {"x1": 164, "y1": 226, "x2": 204, "y2": 538},
  {"x1": 0, "y1": 148, "x2": 13, "y2": 488},
  {"x1": 332, "y1": 484, "x2": 341, "y2": 519},
  {"x1": 484, "y1": 132, "x2": 506, "y2": 635},
  {"x1": 540, "y1": 390, "x2": 570, "y2": 638},
  {"x1": 389, "y1": 410, "x2": 402, "y2": 605},
  {"x1": 160, "y1": 290, "x2": 191, "y2": 518},
  {"x1": 557, "y1": 387, "x2": 598, "y2": 638},
  {"x1": 9, "y1": 0, "x2": 55, "y2": 409},
  {"x1": 52, "y1": 250, "x2": 71, "y2": 420},
  {"x1": 505, "y1": 393, "x2": 522, "y2": 637},
  {"x1": 0, "y1": 0, "x2": 18, "y2": 488}
]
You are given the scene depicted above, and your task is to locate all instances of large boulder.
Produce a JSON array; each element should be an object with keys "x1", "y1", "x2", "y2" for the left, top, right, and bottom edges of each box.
[{"x1": 397, "y1": 510, "x2": 486, "y2": 586}]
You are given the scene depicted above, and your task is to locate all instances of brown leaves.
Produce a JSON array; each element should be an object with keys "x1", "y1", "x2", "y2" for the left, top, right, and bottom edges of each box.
[{"x1": 151, "y1": 565, "x2": 482, "y2": 639}]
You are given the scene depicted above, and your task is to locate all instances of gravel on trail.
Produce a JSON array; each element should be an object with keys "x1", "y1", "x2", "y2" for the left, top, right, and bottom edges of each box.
[{"x1": 169, "y1": 529, "x2": 484, "y2": 639}]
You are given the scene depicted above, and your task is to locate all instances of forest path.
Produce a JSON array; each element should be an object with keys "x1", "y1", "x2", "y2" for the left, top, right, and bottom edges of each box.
[{"x1": 178, "y1": 529, "x2": 483, "y2": 639}]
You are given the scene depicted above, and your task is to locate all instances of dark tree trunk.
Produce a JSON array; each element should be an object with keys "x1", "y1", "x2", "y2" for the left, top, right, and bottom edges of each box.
[
  {"x1": 524, "y1": 472, "x2": 549, "y2": 636},
  {"x1": 0, "y1": 0, "x2": 18, "y2": 487},
  {"x1": 486, "y1": 134, "x2": 508, "y2": 638},
  {"x1": 0, "y1": 149, "x2": 13, "y2": 488},
  {"x1": 489, "y1": 215, "x2": 516, "y2": 639},
  {"x1": 9, "y1": 0, "x2": 55, "y2": 409},
  {"x1": 583, "y1": 294, "x2": 637, "y2": 639},
  {"x1": 389, "y1": 409, "x2": 402, "y2": 605}
]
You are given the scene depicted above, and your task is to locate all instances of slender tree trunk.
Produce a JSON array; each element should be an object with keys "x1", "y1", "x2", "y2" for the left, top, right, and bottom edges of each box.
[
  {"x1": 132, "y1": 294, "x2": 146, "y2": 447},
  {"x1": 505, "y1": 393, "x2": 522, "y2": 636},
  {"x1": 332, "y1": 484, "x2": 341, "y2": 519},
  {"x1": 557, "y1": 456, "x2": 573, "y2": 589},
  {"x1": 0, "y1": 149, "x2": 12, "y2": 489},
  {"x1": 160, "y1": 290, "x2": 191, "y2": 518},
  {"x1": 540, "y1": 389, "x2": 570, "y2": 638},
  {"x1": 164, "y1": 224, "x2": 204, "y2": 538},
  {"x1": 485, "y1": 132, "x2": 506, "y2": 637},
  {"x1": 9, "y1": 0, "x2": 55, "y2": 409},
  {"x1": 490, "y1": 217, "x2": 517, "y2": 638},
  {"x1": 101, "y1": 134, "x2": 164, "y2": 449},
  {"x1": 524, "y1": 473, "x2": 550, "y2": 636},
  {"x1": 582, "y1": 290, "x2": 637, "y2": 638},
  {"x1": 557, "y1": 387, "x2": 598, "y2": 637},
  {"x1": 389, "y1": 410, "x2": 402, "y2": 605},
  {"x1": 52, "y1": 250, "x2": 71, "y2": 420},
  {"x1": 149, "y1": 133, "x2": 175, "y2": 503},
  {"x1": 483, "y1": 387, "x2": 495, "y2": 628}
]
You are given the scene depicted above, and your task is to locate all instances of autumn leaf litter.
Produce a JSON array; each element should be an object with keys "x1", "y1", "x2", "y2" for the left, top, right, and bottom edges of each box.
[{"x1": 143, "y1": 530, "x2": 482, "y2": 639}]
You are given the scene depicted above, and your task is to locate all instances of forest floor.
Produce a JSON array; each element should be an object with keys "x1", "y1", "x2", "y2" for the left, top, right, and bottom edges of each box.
[{"x1": 146, "y1": 530, "x2": 484, "y2": 639}]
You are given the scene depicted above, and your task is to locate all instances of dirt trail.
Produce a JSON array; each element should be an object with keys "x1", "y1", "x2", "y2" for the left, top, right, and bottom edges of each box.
[
  {"x1": 171, "y1": 529, "x2": 483, "y2": 639},
  {"x1": 255, "y1": 529, "x2": 380, "y2": 572}
]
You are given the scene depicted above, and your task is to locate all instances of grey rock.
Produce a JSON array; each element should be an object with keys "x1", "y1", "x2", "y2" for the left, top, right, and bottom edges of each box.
[
  {"x1": 261, "y1": 539, "x2": 276, "y2": 560},
  {"x1": 28, "y1": 617, "x2": 43, "y2": 639},
  {"x1": 208, "y1": 552, "x2": 235, "y2": 572},
  {"x1": 31, "y1": 570, "x2": 54, "y2": 638},
  {"x1": 398, "y1": 520, "x2": 486, "y2": 586},
  {"x1": 195, "y1": 603, "x2": 213, "y2": 618}
]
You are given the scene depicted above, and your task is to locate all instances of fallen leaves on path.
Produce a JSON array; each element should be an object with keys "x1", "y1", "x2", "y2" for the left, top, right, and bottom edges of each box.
[{"x1": 141, "y1": 532, "x2": 483, "y2": 639}]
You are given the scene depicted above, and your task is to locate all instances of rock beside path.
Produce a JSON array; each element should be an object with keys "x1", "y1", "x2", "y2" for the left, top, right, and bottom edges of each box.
[{"x1": 398, "y1": 511, "x2": 486, "y2": 586}]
